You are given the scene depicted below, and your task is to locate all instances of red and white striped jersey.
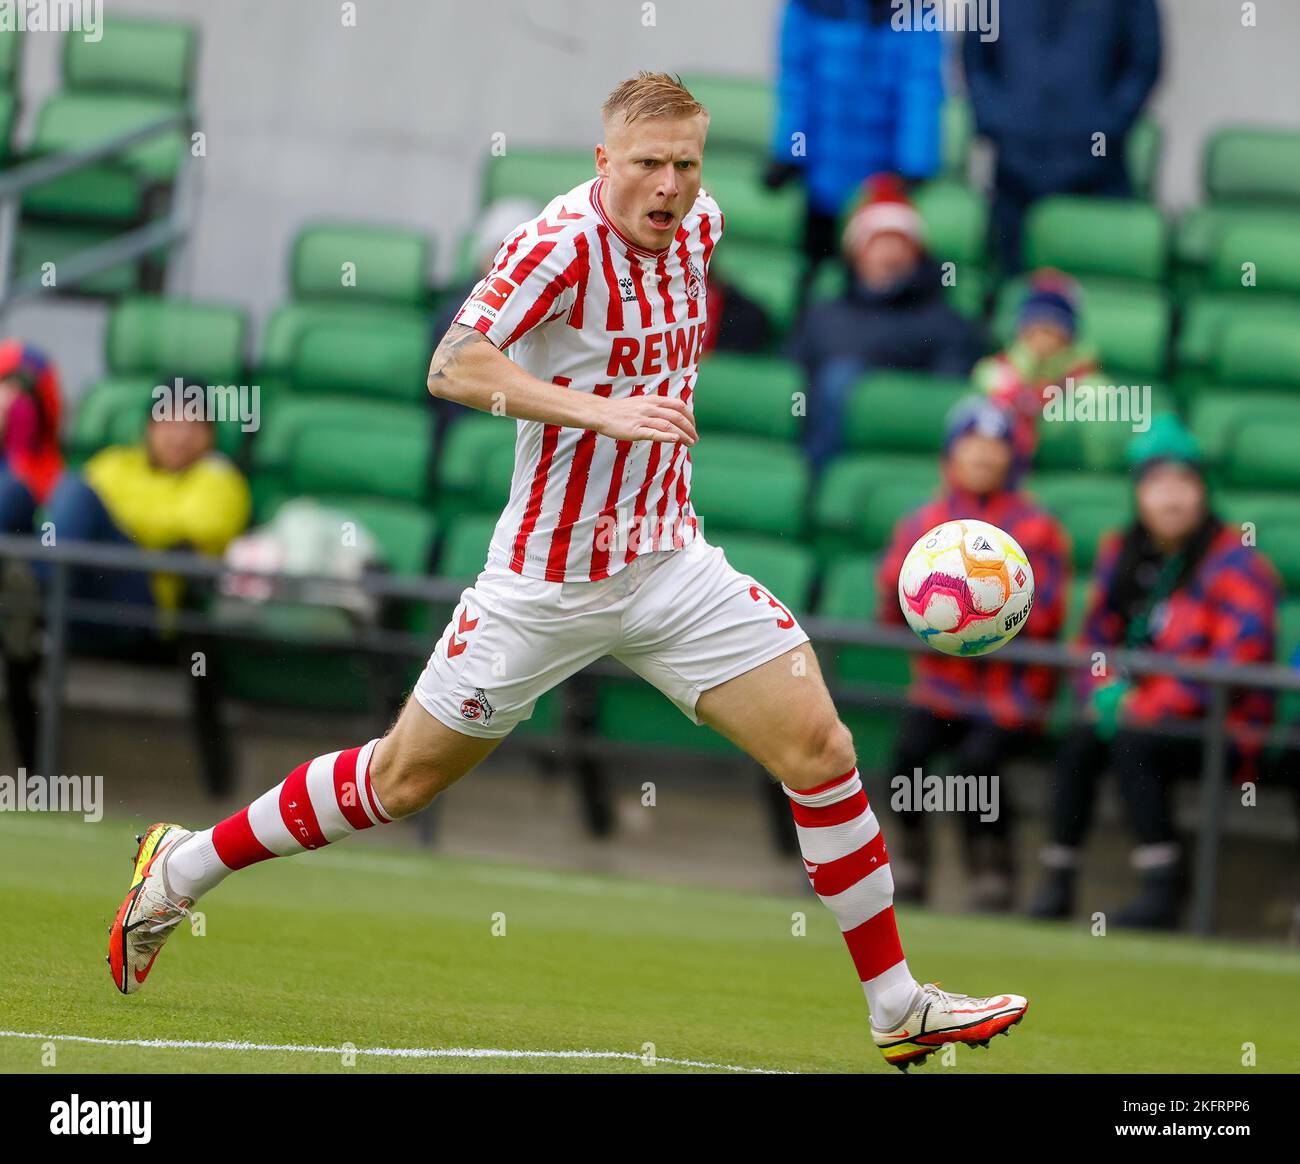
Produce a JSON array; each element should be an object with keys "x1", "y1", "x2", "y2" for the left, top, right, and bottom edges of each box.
[{"x1": 453, "y1": 177, "x2": 722, "y2": 583}]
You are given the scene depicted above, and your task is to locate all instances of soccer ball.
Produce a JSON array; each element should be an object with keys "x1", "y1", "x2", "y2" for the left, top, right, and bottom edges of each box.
[{"x1": 897, "y1": 519, "x2": 1035, "y2": 657}]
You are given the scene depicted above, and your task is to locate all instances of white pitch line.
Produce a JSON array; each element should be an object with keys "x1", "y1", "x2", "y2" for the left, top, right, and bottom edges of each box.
[{"x1": 0, "y1": 1030, "x2": 792, "y2": 1074}]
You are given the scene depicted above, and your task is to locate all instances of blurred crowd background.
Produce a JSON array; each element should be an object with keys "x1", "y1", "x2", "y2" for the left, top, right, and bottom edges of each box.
[{"x1": 1, "y1": 0, "x2": 1299, "y2": 940}]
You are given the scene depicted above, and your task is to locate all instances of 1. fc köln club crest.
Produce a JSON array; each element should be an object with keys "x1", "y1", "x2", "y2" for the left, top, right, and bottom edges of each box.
[{"x1": 685, "y1": 259, "x2": 703, "y2": 300}]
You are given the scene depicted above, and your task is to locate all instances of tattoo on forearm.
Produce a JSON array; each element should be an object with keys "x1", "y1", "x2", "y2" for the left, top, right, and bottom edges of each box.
[{"x1": 428, "y1": 323, "x2": 484, "y2": 384}]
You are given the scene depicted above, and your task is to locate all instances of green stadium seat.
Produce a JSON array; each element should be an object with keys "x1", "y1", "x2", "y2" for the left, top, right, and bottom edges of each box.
[
  {"x1": 285, "y1": 421, "x2": 432, "y2": 504},
  {"x1": 682, "y1": 75, "x2": 772, "y2": 157},
  {"x1": 1209, "y1": 222, "x2": 1300, "y2": 298},
  {"x1": 913, "y1": 179, "x2": 990, "y2": 267},
  {"x1": 1189, "y1": 391, "x2": 1300, "y2": 468},
  {"x1": 693, "y1": 353, "x2": 801, "y2": 442},
  {"x1": 1024, "y1": 197, "x2": 1168, "y2": 285},
  {"x1": 259, "y1": 302, "x2": 427, "y2": 380},
  {"x1": 1206, "y1": 127, "x2": 1300, "y2": 205},
  {"x1": 481, "y1": 148, "x2": 593, "y2": 206},
  {"x1": 709, "y1": 237, "x2": 805, "y2": 336},
  {"x1": 287, "y1": 316, "x2": 430, "y2": 404},
  {"x1": 434, "y1": 414, "x2": 518, "y2": 518},
  {"x1": 1029, "y1": 472, "x2": 1130, "y2": 516},
  {"x1": 701, "y1": 154, "x2": 803, "y2": 248},
  {"x1": 1174, "y1": 127, "x2": 1300, "y2": 273},
  {"x1": 844, "y1": 372, "x2": 969, "y2": 455},
  {"x1": 855, "y1": 478, "x2": 939, "y2": 552},
  {"x1": 437, "y1": 512, "x2": 499, "y2": 580},
  {"x1": 1175, "y1": 295, "x2": 1300, "y2": 383},
  {"x1": 28, "y1": 94, "x2": 184, "y2": 191},
  {"x1": 1224, "y1": 421, "x2": 1300, "y2": 492},
  {"x1": 688, "y1": 436, "x2": 808, "y2": 538},
  {"x1": 818, "y1": 551, "x2": 910, "y2": 684},
  {"x1": 1211, "y1": 317, "x2": 1300, "y2": 391},
  {"x1": 1126, "y1": 115, "x2": 1162, "y2": 201},
  {"x1": 63, "y1": 17, "x2": 194, "y2": 99},
  {"x1": 812, "y1": 453, "x2": 937, "y2": 561},
  {"x1": 290, "y1": 223, "x2": 431, "y2": 306},
  {"x1": 106, "y1": 296, "x2": 247, "y2": 383},
  {"x1": 1028, "y1": 474, "x2": 1131, "y2": 570},
  {"x1": 251, "y1": 396, "x2": 429, "y2": 515},
  {"x1": 12, "y1": 222, "x2": 142, "y2": 295},
  {"x1": 17, "y1": 18, "x2": 195, "y2": 277}
]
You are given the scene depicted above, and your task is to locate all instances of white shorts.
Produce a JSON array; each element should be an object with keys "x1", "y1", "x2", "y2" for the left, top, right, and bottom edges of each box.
[{"x1": 413, "y1": 534, "x2": 810, "y2": 738}]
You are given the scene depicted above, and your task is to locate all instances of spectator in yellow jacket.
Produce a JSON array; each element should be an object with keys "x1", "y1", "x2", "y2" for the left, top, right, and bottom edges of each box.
[{"x1": 43, "y1": 414, "x2": 250, "y2": 643}]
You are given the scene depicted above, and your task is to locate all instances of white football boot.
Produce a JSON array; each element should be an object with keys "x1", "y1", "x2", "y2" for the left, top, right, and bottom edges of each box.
[
  {"x1": 872, "y1": 982, "x2": 1028, "y2": 1070},
  {"x1": 107, "y1": 823, "x2": 195, "y2": 994}
]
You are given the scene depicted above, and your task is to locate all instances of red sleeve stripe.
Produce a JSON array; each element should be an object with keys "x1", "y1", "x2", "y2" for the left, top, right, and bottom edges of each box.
[
  {"x1": 596, "y1": 225, "x2": 624, "y2": 333},
  {"x1": 566, "y1": 233, "x2": 590, "y2": 330},
  {"x1": 545, "y1": 382, "x2": 612, "y2": 581},
  {"x1": 510, "y1": 239, "x2": 556, "y2": 284},
  {"x1": 501, "y1": 245, "x2": 587, "y2": 350},
  {"x1": 492, "y1": 227, "x2": 528, "y2": 275}
]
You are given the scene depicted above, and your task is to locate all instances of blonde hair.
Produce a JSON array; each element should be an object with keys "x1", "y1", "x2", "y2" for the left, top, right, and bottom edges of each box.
[{"x1": 602, "y1": 72, "x2": 708, "y2": 126}]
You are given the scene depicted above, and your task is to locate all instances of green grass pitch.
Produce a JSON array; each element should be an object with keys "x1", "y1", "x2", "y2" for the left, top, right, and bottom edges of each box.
[{"x1": 2, "y1": 813, "x2": 1297, "y2": 1074}]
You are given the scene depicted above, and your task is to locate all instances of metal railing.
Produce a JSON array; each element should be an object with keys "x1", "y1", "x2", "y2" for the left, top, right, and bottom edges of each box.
[
  {"x1": 0, "y1": 111, "x2": 197, "y2": 309},
  {"x1": 1, "y1": 531, "x2": 1298, "y2": 937}
]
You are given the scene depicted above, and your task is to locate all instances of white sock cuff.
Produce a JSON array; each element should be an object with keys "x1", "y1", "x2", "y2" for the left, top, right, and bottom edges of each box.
[{"x1": 783, "y1": 768, "x2": 861, "y2": 808}]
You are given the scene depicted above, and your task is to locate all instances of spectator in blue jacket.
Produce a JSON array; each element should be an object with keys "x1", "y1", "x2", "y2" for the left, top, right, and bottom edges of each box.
[
  {"x1": 963, "y1": 0, "x2": 1161, "y2": 272},
  {"x1": 765, "y1": 0, "x2": 944, "y2": 291},
  {"x1": 787, "y1": 174, "x2": 984, "y2": 471}
]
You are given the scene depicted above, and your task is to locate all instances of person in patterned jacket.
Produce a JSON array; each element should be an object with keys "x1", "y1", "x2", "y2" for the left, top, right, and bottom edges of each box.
[
  {"x1": 1030, "y1": 415, "x2": 1280, "y2": 929},
  {"x1": 877, "y1": 397, "x2": 1070, "y2": 911}
]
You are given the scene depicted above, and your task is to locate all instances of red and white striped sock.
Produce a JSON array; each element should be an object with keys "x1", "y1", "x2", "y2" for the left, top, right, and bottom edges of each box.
[
  {"x1": 784, "y1": 768, "x2": 921, "y2": 1030},
  {"x1": 166, "y1": 739, "x2": 391, "y2": 900}
]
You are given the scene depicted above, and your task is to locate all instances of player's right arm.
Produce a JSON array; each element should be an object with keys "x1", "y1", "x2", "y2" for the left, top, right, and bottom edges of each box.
[{"x1": 427, "y1": 323, "x2": 695, "y2": 445}]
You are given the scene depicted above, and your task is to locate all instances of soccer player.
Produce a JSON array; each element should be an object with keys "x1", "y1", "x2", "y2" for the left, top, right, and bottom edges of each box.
[{"x1": 108, "y1": 73, "x2": 1028, "y2": 1070}]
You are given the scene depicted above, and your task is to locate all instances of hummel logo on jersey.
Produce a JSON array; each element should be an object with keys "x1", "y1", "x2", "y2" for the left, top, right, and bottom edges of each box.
[{"x1": 618, "y1": 275, "x2": 637, "y2": 303}]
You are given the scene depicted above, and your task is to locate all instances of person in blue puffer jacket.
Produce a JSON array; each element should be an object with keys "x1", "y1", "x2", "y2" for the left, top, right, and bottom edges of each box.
[{"x1": 765, "y1": 0, "x2": 945, "y2": 289}]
